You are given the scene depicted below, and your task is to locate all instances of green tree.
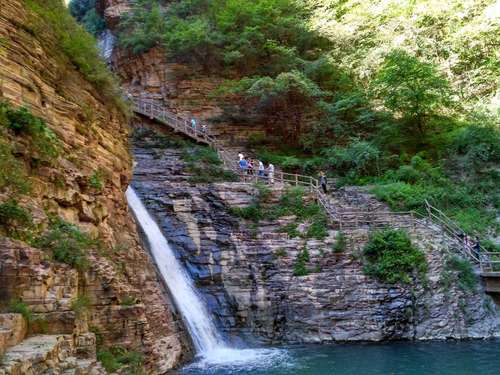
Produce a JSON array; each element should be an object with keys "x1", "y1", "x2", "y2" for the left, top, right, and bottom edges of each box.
[
  {"x1": 119, "y1": 0, "x2": 168, "y2": 55},
  {"x1": 244, "y1": 71, "x2": 325, "y2": 143},
  {"x1": 373, "y1": 49, "x2": 453, "y2": 138}
]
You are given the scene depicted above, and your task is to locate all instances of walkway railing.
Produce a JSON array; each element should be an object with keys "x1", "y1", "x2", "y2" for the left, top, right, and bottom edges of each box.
[{"x1": 132, "y1": 98, "x2": 493, "y2": 273}]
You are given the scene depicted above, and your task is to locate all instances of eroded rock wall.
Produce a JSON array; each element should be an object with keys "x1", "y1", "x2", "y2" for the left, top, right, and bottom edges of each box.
[
  {"x1": 0, "y1": 1, "x2": 189, "y2": 373},
  {"x1": 132, "y1": 127, "x2": 499, "y2": 344}
]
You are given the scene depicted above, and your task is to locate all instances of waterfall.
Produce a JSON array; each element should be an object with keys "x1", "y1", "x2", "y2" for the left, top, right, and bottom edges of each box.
[
  {"x1": 126, "y1": 187, "x2": 227, "y2": 354},
  {"x1": 98, "y1": 30, "x2": 116, "y2": 63},
  {"x1": 127, "y1": 187, "x2": 288, "y2": 369}
]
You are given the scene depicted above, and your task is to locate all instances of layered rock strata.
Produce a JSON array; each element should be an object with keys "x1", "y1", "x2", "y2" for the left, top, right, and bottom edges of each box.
[
  {"x1": 0, "y1": 1, "x2": 189, "y2": 373},
  {"x1": 132, "y1": 126, "x2": 499, "y2": 343}
]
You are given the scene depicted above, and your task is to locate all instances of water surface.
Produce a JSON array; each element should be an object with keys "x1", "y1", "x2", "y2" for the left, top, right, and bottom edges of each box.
[{"x1": 178, "y1": 340, "x2": 500, "y2": 375}]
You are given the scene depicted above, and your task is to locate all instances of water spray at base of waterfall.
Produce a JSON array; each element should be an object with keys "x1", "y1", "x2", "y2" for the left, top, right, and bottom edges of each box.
[
  {"x1": 126, "y1": 187, "x2": 288, "y2": 367},
  {"x1": 184, "y1": 347, "x2": 292, "y2": 373}
]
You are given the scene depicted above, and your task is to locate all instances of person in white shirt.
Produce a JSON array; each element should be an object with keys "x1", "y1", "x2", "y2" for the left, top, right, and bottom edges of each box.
[
  {"x1": 267, "y1": 163, "x2": 275, "y2": 183},
  {"x1": 258, "y1": 160, "x2": 265, "y2": 178}
]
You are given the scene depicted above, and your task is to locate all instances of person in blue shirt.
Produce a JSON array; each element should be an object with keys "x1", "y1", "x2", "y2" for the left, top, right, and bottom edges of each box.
[
  {"x1": 239, "y1": 158, "x2": 248, "y2": 175},
  {"x1": 191, "y1": 118, "x2": 197, "y2": 131}
]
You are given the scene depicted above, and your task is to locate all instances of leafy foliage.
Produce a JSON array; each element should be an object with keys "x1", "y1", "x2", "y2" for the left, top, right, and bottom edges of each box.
[
  {"x1": 372, "y1": 50, "x2": 453, "y2": 139},
  {"x1": 293, "y1": 247, "x2": 310, "y2": 276},
  {"x1": 69, "y1": 0, "x2": 106, "y2": 36},
  {"x1": 441, "y1": 256, "x2": 477, "y2": 293},
  {"x1": 8, "y1": 300, "x2": 34, "y2": 326},
  {"x1": 71, "y1": 295, "x2": 91, "y2": 317},
  {"x1": 363, "y1": 229, "x2": 428, "y2": 284},
  {"x1": 97, "y1": 347, "x2": 145, "y2": 374},
  {"x1": 333, "y1": 231, "x2": 346, "y2": 253},
  {"x1": 1, "y1": 102, "x2": 59, "y2": 162},
  {"x1": 181, "y1": 145, "x2": 238, "y2": 183},
  {"x1": 27, "y1": 0, "x2": 127, "y2": 114},
  {"x1": 32, "y1": 218, "x2": 95, "y2": 271},
  {"x1": 0, "y1": 200, "x2": 33, "y2": 240}
]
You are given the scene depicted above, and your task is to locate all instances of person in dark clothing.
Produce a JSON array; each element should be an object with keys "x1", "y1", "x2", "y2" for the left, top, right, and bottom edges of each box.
[
  {"x1": 319, "y1": 171, "x2": 327, "y2": 194},
  {"x1": 473, "y1": 236, "x2": 481, "y2": 257}
]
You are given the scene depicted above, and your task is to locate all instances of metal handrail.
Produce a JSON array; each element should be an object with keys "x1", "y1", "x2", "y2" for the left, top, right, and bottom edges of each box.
[{"x1": 132, "y1": 98, "x2": 492, "y2": 271}]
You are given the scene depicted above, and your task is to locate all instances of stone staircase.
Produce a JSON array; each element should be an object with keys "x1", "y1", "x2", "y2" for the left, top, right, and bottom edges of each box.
[{"x1": 0, "y1": 313, "x2": 105, "y2": 375}]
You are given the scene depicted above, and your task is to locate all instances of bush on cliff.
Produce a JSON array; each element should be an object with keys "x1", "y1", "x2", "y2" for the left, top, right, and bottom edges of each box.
[
  {"x1": 26, "y1": 0, "x2": 127, "y2": 115},
  {"x1": 363, "y1": 228, "x2": 427, "y2": 284},
  {"x1": 0, "y1": 200, "x2": 33, "y2": 240},
  {"x1": 32, "y1": 218, "x2": 96, "y2": 271}
]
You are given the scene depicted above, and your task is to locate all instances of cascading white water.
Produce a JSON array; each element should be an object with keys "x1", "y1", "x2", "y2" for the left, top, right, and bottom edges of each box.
[
  {"x1": 127, "y1": 186, "x2": 288, "y2": 368},
  {"x1": 98, "y1": 30, "x2": 116, "y2": 63},
  {"x1": 126, "y1": 187, "x2": 226, "y2": 353}
]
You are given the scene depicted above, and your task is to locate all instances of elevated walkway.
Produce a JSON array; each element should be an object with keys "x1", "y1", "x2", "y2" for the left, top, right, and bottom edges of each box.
[{"x1": 132, "y1": 98, "x2": 497, "y2": 283}]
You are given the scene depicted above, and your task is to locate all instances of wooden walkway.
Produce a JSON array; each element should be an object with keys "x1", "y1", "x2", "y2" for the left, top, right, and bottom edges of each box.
[{"x1": 133, "y1": 98, "x2": 495, "y2": 276}]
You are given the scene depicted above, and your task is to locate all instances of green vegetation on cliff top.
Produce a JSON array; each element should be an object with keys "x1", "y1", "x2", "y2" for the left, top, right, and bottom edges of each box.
[
  {"x1": 27, "y1": 0, "x2": 127, "y2": 115},
  {"x1": 118, "y1": 0, "x2": 499, "y2": 236}
]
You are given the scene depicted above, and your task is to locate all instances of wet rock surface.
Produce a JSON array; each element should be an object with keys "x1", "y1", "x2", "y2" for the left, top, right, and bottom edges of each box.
[{"x1": 132, "y1": 128, "x2": 499, "y2": 344}]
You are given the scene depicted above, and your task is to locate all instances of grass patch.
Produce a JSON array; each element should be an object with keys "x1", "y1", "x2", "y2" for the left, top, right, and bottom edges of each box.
[
  {"x1": 333, "y1": 232, "x2": 346, "y2": 253},
  {"x1": 8, "y1": 299, "x2": 33, "y2": 326},
  {"x1": 182, "y1": 145, "x2": 238, "y2": 183},
  {"x1": 441, "y1": 256, "x2": 477, "y2": 292},
  {"x1": 293, "y1": 247, "x2": 310, "y2": 277},
  {"x1": 363, "y1": 228, "x2": 428, "y2": 284},
  {"x1": 274, "y1": 248, "x2": 287, "y2": 258},
  {"x1": 120, "y1": 296, "x2": 137, "y2": 306},
  {"x1": 0, "y1": 200, "x2": 33, "y2": 240},
  {"x1": 71, "y1": 295, "x2": 91, "y2": 318},
  {"x1": 1, "y1": 101, "x2": 59, "y2": 166},
  {"x1": 89, "y1": 170, "x2": 104, "y2": 190},
  {"x1": 229, "y1": 186, "x2": 329, "y2": 239},
  {"x1": 25, "y1": 0, "x2": 128, "y2": 115},
  {"x1": 97, "y1": 347, "x2": 145, "y2": 374},
  {"x1": 32, "y1": 218, "x2": 96, "y2": 271}
]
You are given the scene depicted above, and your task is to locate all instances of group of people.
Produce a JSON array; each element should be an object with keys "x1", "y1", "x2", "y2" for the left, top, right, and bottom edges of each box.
[
  {"x1": 238, "y1": 153, "x2": 275, "y2": 183},
  {"x1": 191, "y1": 117, "x2": 207, "y2": 134}
]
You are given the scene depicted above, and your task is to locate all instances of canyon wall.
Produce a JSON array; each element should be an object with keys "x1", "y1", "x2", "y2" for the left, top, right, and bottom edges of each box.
[
  {"x1": 0, "y1": 1, "x2": 189, "y2": 373},
  {"x1": 131, "y1": 127, "x2": 499, "y2": 344}
]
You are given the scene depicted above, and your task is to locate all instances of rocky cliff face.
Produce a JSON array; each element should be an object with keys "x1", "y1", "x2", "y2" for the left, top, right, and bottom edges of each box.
[
  {"x1": 131, "y1": 126, "x2": 499, "y2": 344},
  {"x1": 0, "y1": 1, "x2": 189, "y2": 373}
]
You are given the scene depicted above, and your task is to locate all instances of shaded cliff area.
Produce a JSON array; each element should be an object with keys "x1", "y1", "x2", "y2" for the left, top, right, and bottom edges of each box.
[{"x1": 0, "y1": 1, "x2": 190, "y2": 373}]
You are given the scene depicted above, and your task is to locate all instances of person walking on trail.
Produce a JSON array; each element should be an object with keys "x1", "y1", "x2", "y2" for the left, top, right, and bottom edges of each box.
[
  {"x1": 258, "y1": 160, "x2": 265, "y2": 178},
  {"x1": 201, "y1": 123, "x2": 207, "y2": 133},
  {"x1": 473, "y1": 236, "x2": 481, "y2": 257},
  {"x1": 319, "y1": 171, "x2": 328, "y2": 194},
  {"x1": 247, "y1": 159, "x2": 255, "y2": 175},
  {"x1": 267, "y1": 163, "x2": 275, "y2": 184},
  {"x1": 239, "y1": 157, "x2": 248, "y2": 176},
  {"x1": 191, "y1": 118, "x2": 197, "y2": 132}
]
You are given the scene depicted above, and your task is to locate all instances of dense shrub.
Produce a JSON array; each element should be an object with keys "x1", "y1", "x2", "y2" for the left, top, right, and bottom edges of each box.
[
  {"x1": 441, "y1": 256, "x2": 477, "y2": 293},
  {"x1": 71, "y1": 295, "x2": 91, "y2": 317},
  {"x1": 333, "y1": 231, "x2": 346, "y2": 253},
  {"x1": 182, "y1": 145, "x2": 238, "y2": 183},
  {"x1": 8, "y1": 299, "x2": 34, "y2": 325},
  {"x1": 293, "y1": 247, "x2": 310, "y2": 277},
  {"x1": 97, "y1": 347, "x2": 145, "y2": 374},
  {"x1": 363, "y1": 229, "x2": 427, "y2": 284},
  {"x1": 120, "y1": 0, "x2": 328, "y2": 75},
  {"x1": 1, "y1": 102, "x2": 59, "y2": 162},
  {"x1": 0, "y1": 200, "x2": 33, "y2": 239},
  {"x1": 32, "y1": 218, "x2": 95, "y2": 271}
]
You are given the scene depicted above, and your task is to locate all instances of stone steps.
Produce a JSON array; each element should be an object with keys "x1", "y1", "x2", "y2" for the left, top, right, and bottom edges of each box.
[{"x1": 0, "y1": 335, "x2": 104, "y2": 375}]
